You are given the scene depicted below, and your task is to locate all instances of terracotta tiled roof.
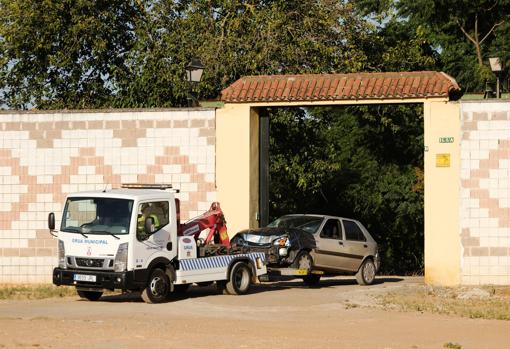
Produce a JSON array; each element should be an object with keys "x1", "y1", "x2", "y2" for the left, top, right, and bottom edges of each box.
[{"x1": 221, "y1": 71, "x2": 460, "y2": 103}]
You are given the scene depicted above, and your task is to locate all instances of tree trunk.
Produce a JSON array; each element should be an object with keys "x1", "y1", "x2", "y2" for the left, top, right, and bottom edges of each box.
[
  {"x1": 475, "y1": 42, "x2": 483, "y2": 66},
  {"x1": 474, "y1": 15, "x2": 483, "y2": 66}
]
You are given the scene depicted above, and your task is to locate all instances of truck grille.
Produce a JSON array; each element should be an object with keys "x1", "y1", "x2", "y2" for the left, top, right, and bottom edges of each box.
[{"x1": 75, "y1": 258, "x2": 104, "y2": 268}]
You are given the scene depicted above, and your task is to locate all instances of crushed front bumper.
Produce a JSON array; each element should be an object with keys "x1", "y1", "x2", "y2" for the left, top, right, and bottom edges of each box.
[{"x1": 236, "y1": 245, "x2": 293, "y2": 266}]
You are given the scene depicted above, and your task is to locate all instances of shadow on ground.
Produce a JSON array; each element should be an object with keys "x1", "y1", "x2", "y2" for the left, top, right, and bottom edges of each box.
[{"x1": 93, "y1": 276, "x2": 405, "y2": 303}]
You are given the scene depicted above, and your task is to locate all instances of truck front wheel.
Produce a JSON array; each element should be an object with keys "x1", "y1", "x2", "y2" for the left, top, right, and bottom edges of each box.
[
  {"x1": 77, "y1": 290, "x2": 102, "y2": 301},
  {"x1": 225, "y1": 262, "x2": 252, "y2": 295},
  {"x1": 141, "y1": 268, "x2": 170, "y2": 303}
]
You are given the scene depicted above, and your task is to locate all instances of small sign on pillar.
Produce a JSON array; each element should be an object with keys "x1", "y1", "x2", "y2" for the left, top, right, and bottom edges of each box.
[
  {"x1": 439, "y1": 137, "x2": 454, "y2": 143},
  {"x1": 436, "y1": 153, "x2": 451, "y2": 167}
]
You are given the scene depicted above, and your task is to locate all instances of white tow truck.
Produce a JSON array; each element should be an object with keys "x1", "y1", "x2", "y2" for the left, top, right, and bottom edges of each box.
[{"x1": 49, "y1": 184, "x2": 266, "y2": 303}]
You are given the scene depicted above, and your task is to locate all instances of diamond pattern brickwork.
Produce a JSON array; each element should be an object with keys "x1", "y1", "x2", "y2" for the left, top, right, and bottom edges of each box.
[
  {"x1": 0, "y1": 110, "x2": 216, "y2": 282},
  {"x1": 460, "y1": 102, "x2": 510, "y2": 285}
]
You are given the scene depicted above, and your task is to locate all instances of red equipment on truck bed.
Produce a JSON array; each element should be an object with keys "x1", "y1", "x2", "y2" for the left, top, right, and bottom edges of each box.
[{"x1": 177, "y1": 202, "x2": 230, "y2": 247}]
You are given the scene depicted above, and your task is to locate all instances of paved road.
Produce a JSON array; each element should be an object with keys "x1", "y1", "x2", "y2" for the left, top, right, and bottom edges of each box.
[{"x1": 1, "y1": 277, "x2": 508, "y2": 349}]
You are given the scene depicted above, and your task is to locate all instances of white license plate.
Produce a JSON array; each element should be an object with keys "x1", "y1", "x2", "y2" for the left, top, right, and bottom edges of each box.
[{"x1": 73, "y1": 274, "x2": 96, "y2": 282}]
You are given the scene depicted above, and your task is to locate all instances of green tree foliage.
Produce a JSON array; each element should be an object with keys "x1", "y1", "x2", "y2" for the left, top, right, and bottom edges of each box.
[
  {"x1": 0, "y1": 0, "x2": 373, "y2": 109},
  {"x1": 115, "y1": 0, "x2": 374, "y2": 107},
  {"x1": 0, "y1": 0, "x2": 141, "y2": 109},
  {"x1": 269, "y1": 105, "x2": 424, "y2": 274},
  {"x1": 354, "y1": 1, "x2": 439, "y2": 72},
  {"x1": 358, "y1": 0, "x2": 510, "y2": 92}
]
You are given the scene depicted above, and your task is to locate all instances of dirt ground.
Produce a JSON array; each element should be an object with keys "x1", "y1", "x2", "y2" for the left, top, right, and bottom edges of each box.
[{"x1": 1, "y1": 277, "x2": 509, "y2": 349}]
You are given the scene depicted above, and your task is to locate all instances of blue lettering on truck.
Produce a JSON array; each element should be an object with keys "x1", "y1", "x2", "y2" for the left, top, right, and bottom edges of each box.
[{"x1": 71, "y1": 238, "x2": 108, "y2": 245}]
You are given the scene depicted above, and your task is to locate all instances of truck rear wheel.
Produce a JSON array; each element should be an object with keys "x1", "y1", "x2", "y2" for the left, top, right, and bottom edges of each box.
[
  {"x1": 225, "y1": 262, "x2": 251, "y2": 295},
  {"x1": 141, "y1": 268, "x2": 170, "y2": 304},
  {"x1": 77, "y1": 290, "x2": 102, "y2": 301}
]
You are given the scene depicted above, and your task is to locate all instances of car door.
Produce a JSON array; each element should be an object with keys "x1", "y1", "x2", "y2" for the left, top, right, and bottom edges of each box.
[
  {"x1": 313, "y1": 218, "x2": 352, "y2": 271},
  {"x1": 340, "y1": 219, "x2": 369, "y2": 271}
]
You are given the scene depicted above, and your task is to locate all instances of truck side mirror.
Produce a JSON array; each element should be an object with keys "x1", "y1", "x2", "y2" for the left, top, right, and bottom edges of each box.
[
  {"x1": 48, "y1": 212, "x2": 55, "y2": 230},
  {"x1": 145, "y1": 216, "x2": 155, "y2": 234},
  {"x1": 48, "y1": 212, "x2": 57, "y2": 237}
]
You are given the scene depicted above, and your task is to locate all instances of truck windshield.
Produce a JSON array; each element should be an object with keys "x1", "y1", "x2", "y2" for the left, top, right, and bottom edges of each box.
[
  {"x1": 61, "y1": 197, "x2": 134, "y2": 235},
  {"x1": 267, "y1": 216, "x2": 323, "y2": 234}
]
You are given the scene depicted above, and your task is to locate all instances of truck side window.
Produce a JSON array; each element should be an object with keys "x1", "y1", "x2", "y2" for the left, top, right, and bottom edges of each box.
[
  {"x1": 343, "y1": 220, "x2": 366, "y2": 242},
  {"x1": 137, "y1": 201, "x2": 169, "y2": 241},
  {"x1": 319, "y1": 219, "x2": 342, "y2": 240}
]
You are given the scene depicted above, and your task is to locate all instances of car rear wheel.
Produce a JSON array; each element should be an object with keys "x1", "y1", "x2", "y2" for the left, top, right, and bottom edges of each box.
[
  {"x1": 356, "y1": 258, "x2": 376, "y2": 285},
  {"x1": 77, "y1": 290, "x2": 102, "y2": 301}
]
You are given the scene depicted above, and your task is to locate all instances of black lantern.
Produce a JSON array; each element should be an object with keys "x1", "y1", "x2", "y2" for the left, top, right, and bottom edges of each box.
[
  {"x1": 489, "y1": 57, "x2": 503, "y2": 98},
  {"x1": 185, "y1": 58, "x2": 204, "y2": 83},
  {"x1": 185, "y1": 58, "x2": 204, "y2": 107}
]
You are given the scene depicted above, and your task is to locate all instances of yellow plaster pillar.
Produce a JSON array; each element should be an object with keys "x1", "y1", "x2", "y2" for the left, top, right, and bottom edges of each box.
[
  {"x1": 216, "y1": 104, "x2": 260, "y2": 236},
  {"x1": 424, "y1": 100, "x2": 461, "y2": 285}
]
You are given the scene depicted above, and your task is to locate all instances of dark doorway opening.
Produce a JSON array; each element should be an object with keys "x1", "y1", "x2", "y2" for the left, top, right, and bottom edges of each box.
[{"x1": 259, "y1": 104, "x2": 424, "y2": 275}]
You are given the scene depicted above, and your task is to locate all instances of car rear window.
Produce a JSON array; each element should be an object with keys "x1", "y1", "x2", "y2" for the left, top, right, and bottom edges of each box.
[{"x1": 343, "y1": 220, "x2": 366, "y2": 242}]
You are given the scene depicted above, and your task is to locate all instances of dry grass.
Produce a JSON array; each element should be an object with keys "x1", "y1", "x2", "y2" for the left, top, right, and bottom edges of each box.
[
  {"x1": 380, "y1": 285, "x2": 510, "y2": 321},
  {"x1": 0, "y1": 284, "x2": 77, "y2": 300}
]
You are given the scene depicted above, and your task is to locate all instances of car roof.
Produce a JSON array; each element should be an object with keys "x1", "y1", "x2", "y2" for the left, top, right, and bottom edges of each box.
[
  {"x1": 279, "y1": 214, "x2": 360, "y2": 222},
  {"x1": 66, "y1": 189, "x2": 175, "y2": 201}
]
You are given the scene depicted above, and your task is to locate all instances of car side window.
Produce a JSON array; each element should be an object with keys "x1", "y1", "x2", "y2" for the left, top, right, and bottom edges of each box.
[
  {"x1": 319, "y1": 219, "x2": 342, "y2": 240},
  {"x1": 343, "y1": 220, "x2": 366, "y2": 242},
  {"x1": 136, "y1": 201, "x2": 169, "y2": 241}
]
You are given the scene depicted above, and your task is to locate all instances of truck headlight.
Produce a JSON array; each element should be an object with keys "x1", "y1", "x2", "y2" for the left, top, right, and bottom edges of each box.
[
  {"x1": 58, "y1": 240, "x2": 66, "y2": 269},
  {"x1": 114, "y1": 243, "x2": 128, "y2": 272}
]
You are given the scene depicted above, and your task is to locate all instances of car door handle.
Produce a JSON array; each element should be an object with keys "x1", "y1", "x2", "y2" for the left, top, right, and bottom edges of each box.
[
  {"x1": 363, "y1": 244, "x2": 368, "y2": 248},
  {"x1": 338, "y1": 241, "x2": 343, "y2": 245}
]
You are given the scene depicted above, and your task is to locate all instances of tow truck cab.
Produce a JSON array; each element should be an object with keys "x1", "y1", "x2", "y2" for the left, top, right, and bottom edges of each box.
[{"x1": 51, "y1": 187, "x2": 179, "y2": 292}]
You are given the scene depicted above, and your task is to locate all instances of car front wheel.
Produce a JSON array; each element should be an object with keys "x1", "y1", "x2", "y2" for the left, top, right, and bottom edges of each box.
[
  {"x1": 292, "y1": 251, "x2": 313, "y2": 271},
  {"x1": 356, "y1": 258, "x2": 376, "y2": 285},
  {"x1": 293, "y1": 251, "x2": 321, "y2": 287}
]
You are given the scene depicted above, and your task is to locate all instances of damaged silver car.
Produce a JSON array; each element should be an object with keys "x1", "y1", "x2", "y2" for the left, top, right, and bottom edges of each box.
[{"x1": 231, "y1": 214, "x2": 380, "y2": 286}]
